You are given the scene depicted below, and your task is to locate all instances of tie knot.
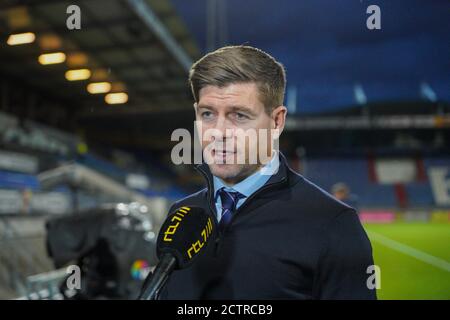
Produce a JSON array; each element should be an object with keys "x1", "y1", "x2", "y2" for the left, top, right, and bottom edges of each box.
[{"x1": 218, "y1": 188, "x2": 243, "y2": 211}]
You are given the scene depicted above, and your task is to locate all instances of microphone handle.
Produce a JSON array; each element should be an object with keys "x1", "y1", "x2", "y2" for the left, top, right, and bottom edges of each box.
[{"x1": 139, "y1": 253, "x2": 177, "y2": 300}]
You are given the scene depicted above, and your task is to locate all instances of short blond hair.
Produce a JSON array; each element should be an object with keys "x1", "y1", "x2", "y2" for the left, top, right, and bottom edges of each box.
[{"x1": 189, "y1": 45, "x2": 286, "y2": 114}]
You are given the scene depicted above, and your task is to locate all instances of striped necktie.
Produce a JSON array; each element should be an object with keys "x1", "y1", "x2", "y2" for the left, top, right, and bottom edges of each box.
[{"x1": 217, "y1": 187, "x2": 244, "y2": 232}]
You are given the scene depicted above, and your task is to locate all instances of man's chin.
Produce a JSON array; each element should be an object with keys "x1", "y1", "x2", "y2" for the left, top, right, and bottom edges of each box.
[
  {"x1": 209, "y1": 163, "x2": 260, "y2": 185},
  {"x1": 209, "y1": 164, "x2": 242, "y2": 181}
]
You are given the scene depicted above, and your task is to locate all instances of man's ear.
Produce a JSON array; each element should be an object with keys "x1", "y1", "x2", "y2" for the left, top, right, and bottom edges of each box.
[{"x1": 272, "y1": 105, "x2": 287, "y2": 132}]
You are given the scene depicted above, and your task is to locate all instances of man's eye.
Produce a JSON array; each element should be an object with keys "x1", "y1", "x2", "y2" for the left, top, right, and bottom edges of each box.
[
  {"x1": 235, "y1": 112, "x2": 248, "y2": 120},
  {"x1": 201, "y1": 111, "x2": 213, "y2": 119}
]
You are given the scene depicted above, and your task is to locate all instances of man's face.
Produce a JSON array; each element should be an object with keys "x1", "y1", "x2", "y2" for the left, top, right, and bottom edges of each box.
[{"x1": 195, "y1": 82, "x2": 285, "y2": 185}]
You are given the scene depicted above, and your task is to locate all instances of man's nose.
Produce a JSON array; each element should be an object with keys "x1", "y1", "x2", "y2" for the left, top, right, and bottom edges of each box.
[{"x1": 213, "y1": 116, "x2": 233, "y2": 140}]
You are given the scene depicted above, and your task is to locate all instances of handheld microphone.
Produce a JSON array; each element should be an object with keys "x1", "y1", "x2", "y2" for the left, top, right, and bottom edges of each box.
[{"x1": 138, "y1": 206, "x2": 215, "y2": 300}]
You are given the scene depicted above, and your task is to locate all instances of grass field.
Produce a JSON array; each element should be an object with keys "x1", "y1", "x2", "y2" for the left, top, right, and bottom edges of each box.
[{"x1": 362, "y1": 223, "x2": 450, "y2": 300}]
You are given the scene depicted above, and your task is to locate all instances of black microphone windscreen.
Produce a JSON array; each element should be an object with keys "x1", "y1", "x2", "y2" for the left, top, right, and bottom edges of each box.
[{"x1": 156, "y1": 206, "x2": 215, "y2": 269}]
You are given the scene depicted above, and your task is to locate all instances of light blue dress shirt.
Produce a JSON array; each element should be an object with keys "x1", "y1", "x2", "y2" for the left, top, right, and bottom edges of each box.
[{"x1": 213, "y1": 152, "x2": 280, "y2": 222}]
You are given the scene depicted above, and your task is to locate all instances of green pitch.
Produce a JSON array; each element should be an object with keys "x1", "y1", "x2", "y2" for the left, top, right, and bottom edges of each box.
[{"x1": 363, "y1": 223, "x2": 450, "y2": 300}]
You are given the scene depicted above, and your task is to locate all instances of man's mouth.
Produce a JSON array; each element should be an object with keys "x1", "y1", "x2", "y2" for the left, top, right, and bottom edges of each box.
[
  {"x1": 213, "y1": 149, "x2": 236, "y2": 155},
  {"x1": 212, "y1": 149, "x2": 237, "y2": 162},
  {"x1": 213, "y1": 149, "x2": 236, "y2": 154}
]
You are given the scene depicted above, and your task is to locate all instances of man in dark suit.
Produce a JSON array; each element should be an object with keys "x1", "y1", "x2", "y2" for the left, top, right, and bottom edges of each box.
[{"x1": 161, "y1": 45, "x2": 376, "y2": 299}]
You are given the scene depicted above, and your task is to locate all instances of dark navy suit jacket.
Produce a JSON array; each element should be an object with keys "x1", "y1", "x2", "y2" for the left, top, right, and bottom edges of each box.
[{"x1": 159, "y1": 153, "x2": 376, "y2": 300}]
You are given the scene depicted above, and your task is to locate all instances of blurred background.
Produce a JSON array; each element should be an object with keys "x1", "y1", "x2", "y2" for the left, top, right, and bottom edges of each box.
[{"x1": 0, "y1": 0, "x2": 448, "y2": 300}]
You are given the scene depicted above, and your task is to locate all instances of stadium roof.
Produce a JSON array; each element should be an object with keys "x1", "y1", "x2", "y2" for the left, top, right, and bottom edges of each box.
[{"x1": 0, "y1": 0, "x2": 199, "y2": 116}]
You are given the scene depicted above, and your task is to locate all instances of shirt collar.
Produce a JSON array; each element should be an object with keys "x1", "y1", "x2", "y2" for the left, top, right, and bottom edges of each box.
[{"x1": 213, "y1": 151, "x2": 280, "y2": 199}]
